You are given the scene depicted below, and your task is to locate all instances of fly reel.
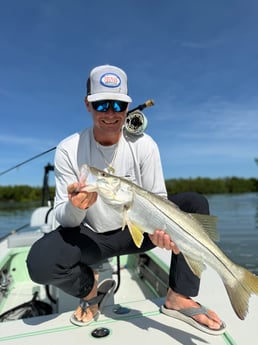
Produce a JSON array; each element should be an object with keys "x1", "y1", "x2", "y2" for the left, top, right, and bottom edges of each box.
[{"x1": 124, "y1": 99, "x2": 154, "y2": 135}]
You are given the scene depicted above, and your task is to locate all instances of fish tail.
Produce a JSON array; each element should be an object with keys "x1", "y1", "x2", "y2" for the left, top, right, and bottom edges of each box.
[{"x1": 225, "y1": 266, "x2": 258, "y2": 320}]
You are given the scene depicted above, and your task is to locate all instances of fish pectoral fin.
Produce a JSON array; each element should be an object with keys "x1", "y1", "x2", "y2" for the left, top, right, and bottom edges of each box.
[
  {"x1": 183, "y1": 254, "x2": 206, "y2": 279},
  {"x1": 190, "y1": 214, "x2": 219, "y2": 242},
  {"x1": 127, "y1": 220, "x2": 145, "y2": 248}
]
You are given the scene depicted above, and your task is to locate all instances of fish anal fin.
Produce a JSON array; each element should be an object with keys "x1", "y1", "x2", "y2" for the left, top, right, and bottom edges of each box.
[
  {"x1": 190, "y1": 214, "x2": 219, "y2": 242},
  {"x1": 183, "y1": 254, "x2": 206, "y2": 279},
  {"x1": 127, "y1": 220, "x2": 145, "y2": 248}
]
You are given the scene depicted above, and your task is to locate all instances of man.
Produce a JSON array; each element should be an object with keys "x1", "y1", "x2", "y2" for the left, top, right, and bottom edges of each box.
[{"x1": 27, "y1": 64, "x2": 225, "y2": 334}]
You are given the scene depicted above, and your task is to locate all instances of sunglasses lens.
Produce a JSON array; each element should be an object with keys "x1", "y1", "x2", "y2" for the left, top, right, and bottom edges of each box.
[
  {"x1": 92, "y1": 101, "x2": 110, "y2": 112},
  {"x1": 92, "y1": 100, "x2": 128, "y2": 112},
  {"x1": 112, "y1": 101, "x2": 128, "y2": 112}
]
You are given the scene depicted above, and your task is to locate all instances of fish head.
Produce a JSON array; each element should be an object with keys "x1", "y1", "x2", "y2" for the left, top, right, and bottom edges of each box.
[{"x1": 87, "y1": 166, "x2": 133, "y2": 207}]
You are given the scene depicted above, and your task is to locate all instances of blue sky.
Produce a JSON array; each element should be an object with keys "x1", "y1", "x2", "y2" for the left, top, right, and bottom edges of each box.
[{"x1": 1, "y1": 0, "x2": 258, "y2": 186}]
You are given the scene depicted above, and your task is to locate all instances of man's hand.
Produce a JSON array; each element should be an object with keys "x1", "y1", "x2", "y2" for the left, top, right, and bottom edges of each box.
[
  {"x1": 67, "y1": 182, "x2": 97, "y2": 210},
  {"x1": 149, "y1": 229, "x2": 180, "y2": 254}
]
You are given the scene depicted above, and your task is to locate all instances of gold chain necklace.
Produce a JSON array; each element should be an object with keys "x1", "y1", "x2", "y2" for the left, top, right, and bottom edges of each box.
[{"x1": 96, "y1": 141, "x2": 119, "y2": 174}]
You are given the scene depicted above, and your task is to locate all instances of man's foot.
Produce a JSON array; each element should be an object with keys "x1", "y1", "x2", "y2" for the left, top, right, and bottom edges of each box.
[
  {"x1": 163, "y1": 288, "x2": 225, "y2": 333},
  {"x1": 70, "y1": 275, "x2": 116, "y2": 327},
  {"x1": 72, "y1": 272, "x2": 99, "y2": 324}
]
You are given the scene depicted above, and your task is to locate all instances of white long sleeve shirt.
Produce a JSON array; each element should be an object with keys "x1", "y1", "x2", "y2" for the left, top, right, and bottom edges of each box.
[{"x1": 54, "y1": 127, "x2": 167, "y2": 232}]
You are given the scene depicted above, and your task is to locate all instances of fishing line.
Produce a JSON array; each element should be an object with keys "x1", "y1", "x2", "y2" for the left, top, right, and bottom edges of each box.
[{"x1": 0, "y1": 147, "x2": 56, "y2": 177}]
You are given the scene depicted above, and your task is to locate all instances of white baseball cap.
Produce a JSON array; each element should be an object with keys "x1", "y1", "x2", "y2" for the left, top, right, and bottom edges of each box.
[{"x1": 86, "y1": 65, "x2": 132, "y2": 103}]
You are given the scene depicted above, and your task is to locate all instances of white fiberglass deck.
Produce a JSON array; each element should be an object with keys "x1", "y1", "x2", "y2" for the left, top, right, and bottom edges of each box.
[{"x1": 1, "y1": 248, "x2": 258, "y2": 344}]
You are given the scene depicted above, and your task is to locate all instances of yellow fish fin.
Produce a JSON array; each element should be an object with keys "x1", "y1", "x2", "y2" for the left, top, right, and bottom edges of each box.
[
  {"x1": 224, "y1": 266, "x2": 258, "y2": 320},
  {"x1": 190, "y1": 214, "x2": 219, "y2": 241},
  {"x1": 183, "y1": 254, "x2": 206, "y2": 279},
  {"x1": 127, "y1": 219, "x2": 145, "y2": 248}
]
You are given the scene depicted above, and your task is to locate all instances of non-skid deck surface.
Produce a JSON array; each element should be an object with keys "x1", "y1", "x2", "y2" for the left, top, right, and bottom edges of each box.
[{"x1": 0, "y1": 298, "x2": 230, "y2": 345}]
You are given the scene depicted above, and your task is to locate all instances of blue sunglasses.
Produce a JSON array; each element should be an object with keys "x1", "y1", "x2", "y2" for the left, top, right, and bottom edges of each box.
[{"x1": 92, "y1": 100, "x2": 128, "y2": 113}]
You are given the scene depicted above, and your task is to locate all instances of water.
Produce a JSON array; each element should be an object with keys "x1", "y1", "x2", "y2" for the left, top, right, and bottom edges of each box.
[
  {"x1": 0, "y1": 201, "x2": 39, "y2": 239},
  {"x1": 0, "y1": 193, "x2": 258, "y2": 274},
  {"x1": 208, "y1": 193, "x2": 258, "y2": 275}
]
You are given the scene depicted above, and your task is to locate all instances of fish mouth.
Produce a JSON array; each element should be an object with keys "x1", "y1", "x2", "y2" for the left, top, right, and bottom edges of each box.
[{"x1": 79, "y1": 165, "x2": 98, "y2": 192}]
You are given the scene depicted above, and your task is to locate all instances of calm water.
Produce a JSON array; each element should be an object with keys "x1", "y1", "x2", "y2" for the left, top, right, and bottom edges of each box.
[
  {"x1": 208, "y1": 193, "x2": 258, "y2": 275},
  {"x1": 0, "y1": 193, "x2": 258, "y2": 274},
  {"x1": 0, "y1": 201, "x2": 39, "y2": 239}
]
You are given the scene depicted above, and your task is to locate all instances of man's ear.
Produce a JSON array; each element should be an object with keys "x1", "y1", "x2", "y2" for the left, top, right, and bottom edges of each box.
[{"x1": 84, "y1": 97, "x2": 90, "y2": 111}]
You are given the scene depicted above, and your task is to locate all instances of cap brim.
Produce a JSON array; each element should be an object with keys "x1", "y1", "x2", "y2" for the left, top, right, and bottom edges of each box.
[{"x1": 87, "y1": 93, "x2": 132, "y2": 103}]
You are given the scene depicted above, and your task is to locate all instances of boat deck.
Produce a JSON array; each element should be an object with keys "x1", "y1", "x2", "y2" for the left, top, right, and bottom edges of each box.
[
  {"x1": 0, "y1": 265, "x2": 228, "y2": 345},
  {"x1": 1, "y1": 247, "x2": 258, "y2": 344},
  {"x1": 1, "y1": 298, "x2": 231, "y2": 345}
]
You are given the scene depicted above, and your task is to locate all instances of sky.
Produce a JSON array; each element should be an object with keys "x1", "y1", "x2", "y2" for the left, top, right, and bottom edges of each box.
[{"x1": 0, "y1": 0, "x2": 258, "y2": 186}]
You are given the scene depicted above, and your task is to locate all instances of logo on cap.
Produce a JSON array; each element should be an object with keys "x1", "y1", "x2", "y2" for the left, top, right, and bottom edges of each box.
[{"x1": 100, "y1": 73, "x2": 121, "y2": 88}]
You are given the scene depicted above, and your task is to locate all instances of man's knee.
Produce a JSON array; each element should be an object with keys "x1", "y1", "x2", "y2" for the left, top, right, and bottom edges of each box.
[
  {"x1": 26, "y1": 240, "x2": 50, "y2": 284},
  {"x1": 168, "y1": 192, "x2": 209, "y2": 214},
  {"x1": 186, "y1": 192, "x2": 209, "y2": 214}
]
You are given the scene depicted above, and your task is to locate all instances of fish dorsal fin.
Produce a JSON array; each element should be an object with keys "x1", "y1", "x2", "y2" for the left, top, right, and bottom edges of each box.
[
  {"x1": 183, "y1": 254, "x2": 206, "y2": 279},
  {"x1": 126, "y1": 219, "x2": 145, "y2": 248},
  {"x1": 190, "y1": 214, "x2": 219, "y2": 242}
]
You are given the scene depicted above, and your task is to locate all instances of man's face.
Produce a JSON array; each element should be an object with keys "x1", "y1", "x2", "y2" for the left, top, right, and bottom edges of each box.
[{"x1": 85, "y1": 99, "x2": 128, "y2": 135}]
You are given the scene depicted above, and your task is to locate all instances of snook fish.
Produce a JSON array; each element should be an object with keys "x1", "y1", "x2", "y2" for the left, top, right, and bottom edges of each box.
[{"x1": 83, "y1": 165, "x2": 258, "y2": 320}]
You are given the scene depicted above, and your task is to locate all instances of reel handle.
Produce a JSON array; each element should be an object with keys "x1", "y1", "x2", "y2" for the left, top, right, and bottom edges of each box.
[{"x1": 127, "y1": 99, "x2": 154, "y2": 114}]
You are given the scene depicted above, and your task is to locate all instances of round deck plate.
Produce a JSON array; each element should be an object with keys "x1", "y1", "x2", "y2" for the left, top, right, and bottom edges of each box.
[{"x1": 91, "y1": 327, "x2": 110, "y2": 338}]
